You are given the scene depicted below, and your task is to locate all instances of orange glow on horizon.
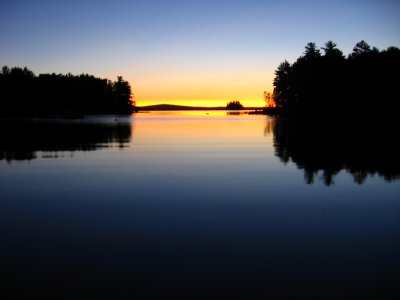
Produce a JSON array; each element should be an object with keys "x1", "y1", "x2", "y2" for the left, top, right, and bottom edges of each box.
[
  {"x1": 126, "y1": 68, "x2": 274, "y2": 108},
  {"x1": 135, "y1": 99, "x2": 265, "y2": 108}
]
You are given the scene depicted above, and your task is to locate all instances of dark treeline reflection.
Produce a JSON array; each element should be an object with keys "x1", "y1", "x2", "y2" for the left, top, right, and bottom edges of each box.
[
  {"x1": 270, "y1": 117, "x2": 400, "y2": 185},
  {"x1": 0, "y1": 118, "x2": 132, "y2": 161}
]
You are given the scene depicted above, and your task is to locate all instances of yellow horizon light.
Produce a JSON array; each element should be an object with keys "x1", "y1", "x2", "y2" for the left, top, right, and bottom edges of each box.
[
  {"x1": 126, "y1": 68, "x2": 274, "y2": 108},
  {"x1": 134, "y1": 99, "x2": 266, "y2": 108}
]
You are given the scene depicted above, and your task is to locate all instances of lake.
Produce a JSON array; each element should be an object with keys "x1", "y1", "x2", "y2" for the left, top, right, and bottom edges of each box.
[{"x1": 1, "y1": 111, "x2": 399, "y2": 299}]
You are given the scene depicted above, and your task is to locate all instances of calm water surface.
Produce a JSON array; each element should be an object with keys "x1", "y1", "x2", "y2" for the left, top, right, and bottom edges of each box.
[{"x1": 1, "y1": 112, "x2": 399, "y2": 299}]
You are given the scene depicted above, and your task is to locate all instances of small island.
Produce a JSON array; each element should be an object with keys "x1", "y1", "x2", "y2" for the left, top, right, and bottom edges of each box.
[{"x1": 226, "y1": 100, "x2": 244, "y2": 110}]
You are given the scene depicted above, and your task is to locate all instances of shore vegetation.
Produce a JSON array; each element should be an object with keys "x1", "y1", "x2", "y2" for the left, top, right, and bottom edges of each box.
[{"x1": 0, "y1": 66, "x2": 135, "y2": 116}]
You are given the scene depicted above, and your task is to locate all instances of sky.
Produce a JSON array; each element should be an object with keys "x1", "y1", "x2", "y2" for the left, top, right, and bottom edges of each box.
[{"x1": 1, "y1": 0, "x2": 399, "y2": 107}]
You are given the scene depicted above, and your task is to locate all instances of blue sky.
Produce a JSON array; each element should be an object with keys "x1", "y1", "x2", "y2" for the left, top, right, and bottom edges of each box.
[{"x1": 1, "y1": 0, "x2": 399, "y2": 106}]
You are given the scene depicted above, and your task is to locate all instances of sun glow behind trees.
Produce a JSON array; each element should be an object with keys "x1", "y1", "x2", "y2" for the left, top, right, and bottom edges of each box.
[{"x1": 264, "y1": 91, "x2": 276, "y2": 108}]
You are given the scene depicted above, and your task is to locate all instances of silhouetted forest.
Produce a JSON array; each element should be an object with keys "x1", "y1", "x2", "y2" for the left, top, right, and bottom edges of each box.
[
  {"x1": 273, "y1": 41, "x2": 400, "y2": 118},
  {"x1": 0, "y1": 66, "x2": 135, "y2": 116},
  {"x1": 0, "y1": 119, "x2": 132, "y2": 161},
  {"x1": 270, "y1": 117, "x2": 400, "y2": 185}
]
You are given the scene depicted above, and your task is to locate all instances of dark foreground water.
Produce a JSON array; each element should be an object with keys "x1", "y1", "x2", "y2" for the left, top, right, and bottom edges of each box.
[{"x1": 1, "y1": 112, "x2": 399, "y2": 299}]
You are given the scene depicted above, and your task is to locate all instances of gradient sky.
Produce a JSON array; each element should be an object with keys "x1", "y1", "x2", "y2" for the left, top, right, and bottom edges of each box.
[{"x1": 1, "y1": 0, "x2": 399, "y2": 107}]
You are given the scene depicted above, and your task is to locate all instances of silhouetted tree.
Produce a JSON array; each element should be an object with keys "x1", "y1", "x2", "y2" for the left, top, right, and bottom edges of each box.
[
  {"x1": 319, "y1": 41, "x2": 346, "y2": 116},
  {"x1": 349, "y1": 40, "x2": 371, "y2": 58},
  {"x1": 264, "y1": 91, "x2": 276, "y2": 107},
  {"x1": 289, "y1": 42, "x2": 324, "y2": 114},
  {"x1": 303, "y1": 42, "x2": 321, "y2": 60},
  {"x1": 112, "y1": 76, "x2": 134, "y2": 114},
  {"x1": 322, "y1": 41, "x2": 344, "y2": 59},
  {"x1": 273, "y1": 60, "x2": 293, "y2": 108}
]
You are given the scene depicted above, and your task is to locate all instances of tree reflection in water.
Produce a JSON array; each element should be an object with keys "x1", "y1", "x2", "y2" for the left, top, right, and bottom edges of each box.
[
  {"x1": 3, "y1": 115, "x2": 399, "y2": 186},
  {"x1": 270, "y1": 117, "x2": 400, "y2": 185},
  {"x1": 0, "y1": 118, "x2": 132, "y2": 162}
]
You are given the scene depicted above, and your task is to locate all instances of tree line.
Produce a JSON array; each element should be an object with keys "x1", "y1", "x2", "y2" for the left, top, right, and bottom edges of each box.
[
  {"x1": 0, "y1": 66, "x2": 135, "y2": 116},
  {"x1": 273, "y1": 41, "x2": 400, "y2": 118}
]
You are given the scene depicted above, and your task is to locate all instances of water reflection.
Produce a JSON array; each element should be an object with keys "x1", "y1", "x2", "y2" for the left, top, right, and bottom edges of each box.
[
  {"x1": 0, "y1": 117, "x2": 133, "y2": 162},
  {"x1": 271, "y1": 117, "x2": 400, "y2": 185},
  {"x1": 263, "y1": 116, "x2": 275, "y2": 136},
  {"x1": 1, "y1": 112, "x2": 400, "y2": 299},
  {"x1": 2, "y1": 113, "x2": 400, "y2": 186}
]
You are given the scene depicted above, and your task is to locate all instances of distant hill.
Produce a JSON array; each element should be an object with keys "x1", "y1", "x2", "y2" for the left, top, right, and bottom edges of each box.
[
  {"x1": 137, "y1": 104, "x2": 262, "y2": 111},
  {"x1": 137, "y1": 104, "x2": 224, "y2": 111}
]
